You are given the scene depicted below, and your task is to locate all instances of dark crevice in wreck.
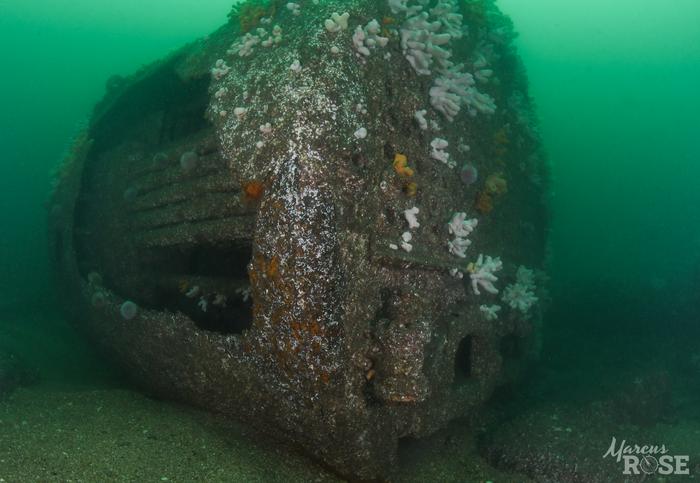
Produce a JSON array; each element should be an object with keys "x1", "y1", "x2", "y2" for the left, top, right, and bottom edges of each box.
[
  {"x1": 454, "y1": 335, "x2": 474, "y2": 383},
  {"x1": 376, "y1": 287, "x2": 397, "y2": 323},
  {"x1": 363, "y1": 378, "x2": 381, "y2": 407},
  {"x1": 140, "y1": 243, "x2": 254, "y2": 335},
  {"x1": 363, "y1": 288, "x2": 399, "y2": 406}
]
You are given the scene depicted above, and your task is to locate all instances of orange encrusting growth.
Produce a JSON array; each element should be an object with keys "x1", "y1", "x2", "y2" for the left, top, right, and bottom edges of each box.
[
  {"x1": 266, "y1": 256, "x2": 279, "y2": 279},
  {"x1": 404, "y1": 182, "x2": 418, "y2": 197},
  {"x1": 475, "y1": 191, "x2": 494, "y2": 214},
  {"x1": 248, "y1": 250, "x2": 333, "y2": 385},
  {"x1": 493, "y1": 128, "x2": 509, "y2": 157},
  {"x1": 243, "y1": 180, "x2": 265, "y2": 201},
  {"x1": 476, "y1": 173, "x2": 508, "y2": 214},
  {"x1": 393, "y1": 153, "x2": 414, "y2": 177},
  {"x1": 485, "y1": 173, "x2": 508, "y2": 195}
]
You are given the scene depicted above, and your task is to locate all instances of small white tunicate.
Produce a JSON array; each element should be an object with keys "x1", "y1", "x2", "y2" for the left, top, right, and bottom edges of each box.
[
  {"x1": 324, "y1": 12, "x2": 350, "y2": 33},
  {"x1": 404, "y1": 206, "x2": 420, "y2": 229},
  {"x1": 180, "y1": 151, "x2": 198, "y2": 171},
  {"x1": 198, "y1": 296, "x2": 208, "y2": 312},
  {"x1": 152, "y1": 152, "x2": 168, "y2": 167},
  {"x1": 211, "y1": 59, "x2": 230, "y2": 80},
  {"x1": 330, "y1": 46, "x2": 340, "y2": 54},
  {"x1": 119, "y1": 301, "x2": 139, "y2": 320},
  {"x1": 354, "y1": 127, "x2": 367, "y2": 139},
  {"x1": 286, "y1": 2, "x2": 300, "y2": 15},
  {"x1": 414, "y1": 109, "x2": 428, "y2": 130}
]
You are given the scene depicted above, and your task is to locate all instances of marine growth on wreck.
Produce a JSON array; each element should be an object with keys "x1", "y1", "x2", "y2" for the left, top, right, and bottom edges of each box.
[{"x1": 48, "y1": 0, "x2": 550, "y2": 479}]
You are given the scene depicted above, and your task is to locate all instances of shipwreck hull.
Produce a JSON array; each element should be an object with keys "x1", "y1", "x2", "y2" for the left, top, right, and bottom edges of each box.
[{"x1": 49, "y1": 1, "x2": 549, "y2": 479}]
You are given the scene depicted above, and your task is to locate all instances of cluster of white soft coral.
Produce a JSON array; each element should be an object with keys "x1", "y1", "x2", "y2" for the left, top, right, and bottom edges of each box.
[
  {"x1": 431, "y1": 67, "x2": 496, "y2": 120},
  {"x1": 502, "y1": 266, "x2": 538, "y2": 314},
  {"x1": 479, "y1": 304, "x2": 501, "y2": 321},
  {"x1": 226, "y1": 25, "x2": 283, "y2": 58},
  {"x1": 447, "y1": 212, "x2": 477, "y2": 258},
  {"x1": 389, "y1": 0, "x2": 496, "y2": 121},
  {"x1": 398, "y1": 11, "x2": 453, "y2": 75},
  {"x1": 353, "y1": 19, "x2": 390, "y2": 57},
  {"x1": 467, "y1": 254, "x2": 502, "y2": 295}
]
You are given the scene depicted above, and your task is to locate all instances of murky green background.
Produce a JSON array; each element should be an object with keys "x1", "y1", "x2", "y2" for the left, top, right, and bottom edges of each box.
[{"x1": 0, "y1": 0, "x2": 699, "y2": 477}]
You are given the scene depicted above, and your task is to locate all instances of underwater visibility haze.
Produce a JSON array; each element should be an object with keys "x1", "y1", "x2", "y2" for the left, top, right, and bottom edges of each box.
[{"x1": 1, "y1": 0, "x2": 699, "y2": 481}]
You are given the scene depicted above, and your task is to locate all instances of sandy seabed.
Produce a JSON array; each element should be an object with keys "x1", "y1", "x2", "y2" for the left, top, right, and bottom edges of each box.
[{"x1": 0, "y1": 385, "x2": 522, "y2": 482}]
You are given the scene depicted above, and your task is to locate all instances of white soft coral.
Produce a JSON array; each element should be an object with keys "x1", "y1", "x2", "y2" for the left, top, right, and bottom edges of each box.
[
  {"x1": 468, "y1": 254, "x2": 502, "y2": 295},
  {"x1": 447, "y1": 212, "x2": 477, "y2": 258},
  {"x1": 502, "y1": 266, "x2": 538, "y2": 313},
  {"x1": 480, "y1": 304, "x2": 501, "y2": 321}
]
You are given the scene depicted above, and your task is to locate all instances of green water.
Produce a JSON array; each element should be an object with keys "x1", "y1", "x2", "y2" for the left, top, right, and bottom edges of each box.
[
  {"x1": 1, "y1": 0, "x2": 699, "y2": 480},
  {"x1": 500, "y1": 0, "x2": 700, "y2": 395}
]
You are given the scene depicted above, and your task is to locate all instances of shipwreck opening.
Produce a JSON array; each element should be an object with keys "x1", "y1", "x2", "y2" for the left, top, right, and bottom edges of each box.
[
  {"x1": 146, "y1": 243, "x2": 252, "y2": 280},
  {"x1": 362, "y1": 377, "x2": 381, "y2": 407},
  {"x1": 68, "y1": 54, "x2": 260, "y2": 336},
  {"x1": 397, "y1": 435, "x2": 421, "y2": 467},
  {"x1": 454, "y1": 335, "x2": 474, "y2": 383},
  {"x1": 141, "y1": 242, "x2": 255, "y2": 335}
]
